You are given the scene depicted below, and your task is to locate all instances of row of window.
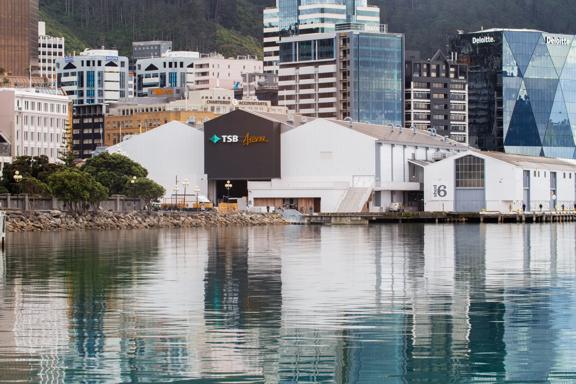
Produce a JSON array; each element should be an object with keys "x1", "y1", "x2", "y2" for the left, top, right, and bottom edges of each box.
[
  {"x1": 16, "y1": 116, "x2": 66, "y2": 129},
  {"x1": 17, "y1": 100, "x2": 67, "y2": 114}
]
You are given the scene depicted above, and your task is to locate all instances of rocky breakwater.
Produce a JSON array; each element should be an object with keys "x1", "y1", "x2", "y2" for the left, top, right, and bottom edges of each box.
[{"x1": 6, "y1": 211, "x2": 287, "y2": 232}]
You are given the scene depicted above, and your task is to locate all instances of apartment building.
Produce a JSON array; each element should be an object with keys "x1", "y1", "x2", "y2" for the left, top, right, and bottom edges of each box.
[
  {"x1": 71, "y1": 104, "x2": 104, "y2": 159},
  {"x1": 38, "y1": 21, "x2": 65, "y2": 87},
  {"x1": 0, "y1": 88, "x2": 69, "y2": 163},
  {"x1": 56, "y1": 49, "x2": 130, "y2": 105},
  {"x1": 405, "y1": 50, "x2": 468, "y2": 144},
  {"x1": 263, "y1": 0, "x2": 380, "y2": 74}
]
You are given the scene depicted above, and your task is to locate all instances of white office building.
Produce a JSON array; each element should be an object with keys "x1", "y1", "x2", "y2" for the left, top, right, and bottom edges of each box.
[
  {"x1": 135, "y1": 51, "x2": 200, "y2": 96},
  {"x1": 0, "y1": 88, "x2": 69, "y2": 163},
  {"x1": 55, "y1": 49, "x2": 130, "y2": 105},
  {"x1": 420, "y1": 150, "x2": 576, "y2": 213},
  {"x1": 38, "y1": 21, "x2": 65, "y2": 87},
  {"x1": 135, "y1": 52, "x2": 263, "y2": 96}
]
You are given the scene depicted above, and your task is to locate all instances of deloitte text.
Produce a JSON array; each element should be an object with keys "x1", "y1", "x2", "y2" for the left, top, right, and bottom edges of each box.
[{"x1": 472, "y1": 36, "x2": 495, "y2": 45}]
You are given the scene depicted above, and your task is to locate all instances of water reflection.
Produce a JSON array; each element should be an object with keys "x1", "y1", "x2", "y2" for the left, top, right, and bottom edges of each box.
[{"x1": 1, "y1": 224, "x2": 576, "y2": 382}]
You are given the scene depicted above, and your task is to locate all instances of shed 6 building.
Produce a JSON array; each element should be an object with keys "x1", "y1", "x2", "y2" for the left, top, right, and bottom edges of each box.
[{"x1": 421, "y1": 150, "x2": 576, "y2": 213}]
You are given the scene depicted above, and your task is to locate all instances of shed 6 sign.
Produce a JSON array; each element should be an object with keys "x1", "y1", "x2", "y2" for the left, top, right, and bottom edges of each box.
[{"x1": 433, "y1": 185, "x2": 448, "y2": 198}]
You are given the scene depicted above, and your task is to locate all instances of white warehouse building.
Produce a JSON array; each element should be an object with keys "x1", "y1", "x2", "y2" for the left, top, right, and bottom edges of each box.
[{"x1": 420, "y1": 150, "x2": 576, "y2": 213}]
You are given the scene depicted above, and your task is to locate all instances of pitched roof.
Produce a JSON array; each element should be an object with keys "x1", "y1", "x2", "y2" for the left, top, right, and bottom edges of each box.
[{"x1": 481, "y1": 151, "x2": 576, "y2": 171}]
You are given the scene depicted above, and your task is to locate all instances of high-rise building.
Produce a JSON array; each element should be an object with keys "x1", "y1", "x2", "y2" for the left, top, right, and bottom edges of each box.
[
  {"x1": 38, "y1": 22, "x2": 65, "y2": 87},
  {"x1": 451, "y1": 29, "x2": 576, "y2": 158},
  {"x1": 55, "y1": 49, "x2": 130, "y2": 105},
  {"x1": 278, "y1": 24, "x2": 404, "y2": 125},
  {"x1": 0, "y1": 88, "x2": 69, "y2": 163},
  {"x1": 263, "y1": 0, "x2": 380, "y2": 74},
  {"x1": 405, "y1": 50, "x2": 469, "y2": 143},
  {"x1": 0, "y1": 0, "x2": 39, "y2": 77}
]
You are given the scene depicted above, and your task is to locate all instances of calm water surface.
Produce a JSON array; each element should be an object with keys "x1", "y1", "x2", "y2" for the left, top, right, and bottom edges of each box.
[{"x1": 1, "y1": 224, "x2": 576, "y2": 383}]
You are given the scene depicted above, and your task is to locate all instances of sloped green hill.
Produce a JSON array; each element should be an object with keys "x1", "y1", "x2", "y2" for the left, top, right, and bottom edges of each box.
[{"x1": 40, "y1": 0, "x2": 576, "y2": 59}]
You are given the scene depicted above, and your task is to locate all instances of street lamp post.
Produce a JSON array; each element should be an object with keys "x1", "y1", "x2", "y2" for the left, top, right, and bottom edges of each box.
[
  {"x1": 173, "y1": 184, "x2": 179, "y2": 210},
  {"x1": 224, "y1": 180, "x2": 233, "y2": 202},
  {"x1": 182, "y1": 179, "x2": 190, "y2": 209},
  {"x1": 193, "y1": 185, "x2": 200, "y2": 210}
]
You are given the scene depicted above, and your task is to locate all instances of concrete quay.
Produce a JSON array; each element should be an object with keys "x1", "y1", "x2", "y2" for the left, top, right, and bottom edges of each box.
[{"x1": 303, "y1": 211, "x2": 576, "y2": 225}]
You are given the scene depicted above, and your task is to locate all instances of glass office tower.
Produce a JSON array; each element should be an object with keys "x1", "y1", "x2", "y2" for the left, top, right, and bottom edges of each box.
[
  {"x1": 348, "y1": 32, "x2": 404, "y2": 125},
  {"x1": 451, "y1": 29, "x2": 576, "y2": 159}
]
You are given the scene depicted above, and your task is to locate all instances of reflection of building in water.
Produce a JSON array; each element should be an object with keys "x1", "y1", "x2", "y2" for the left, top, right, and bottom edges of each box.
[
  {"x1": 279, "y1": 225, "x2": 421, "y2": 382},
  {"x1": 203, "y1": 226, "x2": 283, "y2": 381}
]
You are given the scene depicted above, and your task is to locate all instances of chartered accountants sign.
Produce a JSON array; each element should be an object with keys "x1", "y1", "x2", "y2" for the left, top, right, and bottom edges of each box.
[{"x1": 204, "y1": 109, "x2": 281, "y2": 180}]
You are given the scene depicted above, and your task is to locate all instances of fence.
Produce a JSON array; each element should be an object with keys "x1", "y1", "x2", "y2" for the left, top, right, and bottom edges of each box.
[{"x1": 0, "y1": 194, "x2": 146, "y2": 212}]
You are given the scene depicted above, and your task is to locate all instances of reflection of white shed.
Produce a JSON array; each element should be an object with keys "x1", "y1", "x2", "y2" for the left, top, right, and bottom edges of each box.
[
  {"x1": 420, "y1": 150, "x2": 576, "y2": 213},
  {"x1": 106, "y1": 121, "x2": 207, "y2": 198}
]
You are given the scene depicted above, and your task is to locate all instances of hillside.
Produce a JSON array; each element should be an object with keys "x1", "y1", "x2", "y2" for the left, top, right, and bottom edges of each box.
[{"x1": 40, "y1": 0, "x2": 576, "y2": 59}]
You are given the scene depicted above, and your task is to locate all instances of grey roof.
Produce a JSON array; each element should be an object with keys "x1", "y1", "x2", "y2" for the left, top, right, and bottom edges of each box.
[
  {"x1": 469, "y1": 28, "x2": 543, "y2": 34},
  {"x1": 330, "y1": 119, "x2": 468, "y2": 149},
  {"x1": 248, "y1": 111, "x2": 468, "y2": 149},
  {"x1": 481, "y1": 151, "x2": 576, "y2": 171}
]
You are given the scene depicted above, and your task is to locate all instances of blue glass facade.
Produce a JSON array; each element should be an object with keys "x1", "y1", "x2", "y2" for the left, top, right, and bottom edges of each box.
[
  {"x1": 451, "y1": 30, "x2": 576, "y2": 159},
  {"x1": 349, "y1": 32, "x2": 404, "y2": 126}
]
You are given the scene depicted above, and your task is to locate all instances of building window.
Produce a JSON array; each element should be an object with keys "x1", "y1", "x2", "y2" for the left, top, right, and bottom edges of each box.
[{"x1": 455, "y1": 155, "x2": 485, "y2": 188}]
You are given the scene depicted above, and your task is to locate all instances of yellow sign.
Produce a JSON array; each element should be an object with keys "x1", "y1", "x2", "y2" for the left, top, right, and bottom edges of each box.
[{"x1": 242, "y1": 132, "x2": 269, "y2": 146}]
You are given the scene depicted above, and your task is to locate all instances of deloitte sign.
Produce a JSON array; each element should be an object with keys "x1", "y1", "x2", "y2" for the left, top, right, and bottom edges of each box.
[{"x1": 472, "y1": 35, "x2": 495, "y2": 45}]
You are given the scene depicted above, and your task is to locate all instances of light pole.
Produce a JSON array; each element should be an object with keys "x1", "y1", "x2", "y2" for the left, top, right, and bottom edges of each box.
[
  {"x1": 193, "y1": 185, "x2": 200, "y2": 210},
  {"x1": 224, "y1": 180, "x2": 233, "y2": 202},
  {"x1": 182, "y1": 179, "x2": 190, "y2": 208},
  {"x1": 173, "y1": 184, "x2": 179, "y2": 209},
  {"x1": 13, "y1": 170, "x2": 23, "y2": 196}
]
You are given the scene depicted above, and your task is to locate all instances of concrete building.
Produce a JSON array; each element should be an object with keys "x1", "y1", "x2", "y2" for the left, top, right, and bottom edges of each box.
[
  {"x1": 451, "y1": 29, "x2": 576, "y2": 158},
  {"x1": 263, "y1": 0, "x2": 381, "y2": 74},
  {"x1": 405, "y1": 50, "x2": 468, "y2": 143},
  {"x1": 136, "y1": 52, "x2": 262, "y2": 96},
  {"x1": 235, "y1": 72, "x2": 279, "y2": 105},
  {"x1": 0, "y1": 88, "x2": 68, "y2": 162},
  {"x1": 0, "y1": 0, "x2": 38, "y2": 77},
  {"x1": 420, "y1": 150, "x2": 576, "y2": 213},
  {"x1": 104, "y1": 110, "x2": 216, "y2": 146},
  {"x1": 135, "y1": 51, "x2": 200, "y2": 96},
  {"x1": 204, "y1": 110, "x2": 466, "y2": 212},
  {"x1": 71, "y1": 104, "x2": 104, "y2": 159},
  {"x1": 56, "y1": 49, "x2": 130, "y2": 105},
  {"x1": 38, "y1": 21, "x2": 65, "y2": 87},
  {"x1": 106, "y1": 121, "x2": 207, "y2": 200},
  {"x1": 132, "y1": 41, "x2": 172, "y2": 61},
  {"x1": 278, "y1": 24, "x2": 403, "y2": 125}
]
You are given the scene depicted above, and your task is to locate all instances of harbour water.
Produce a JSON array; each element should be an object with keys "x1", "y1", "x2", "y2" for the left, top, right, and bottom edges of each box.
[{"x1": 1, "y1": 224, "x2": 576, "y2": 383}]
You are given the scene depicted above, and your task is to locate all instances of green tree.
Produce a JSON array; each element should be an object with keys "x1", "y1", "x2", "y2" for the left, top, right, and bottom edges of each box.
[
  {"x1": 48, "y1": 169, "x2": 108, "y2": 212},
  {"x1": 19, "y1": 177, "x2": 51, "y2": 196},
  {"x1": 82, "y1": 153, "x2": 147, "y2": 195},
  {"x1": 2, "y1": 156, "x2": 64, "y2": 193},
  {"x1": 124, "y1": 177, "x2": 165, "y2": 204}
]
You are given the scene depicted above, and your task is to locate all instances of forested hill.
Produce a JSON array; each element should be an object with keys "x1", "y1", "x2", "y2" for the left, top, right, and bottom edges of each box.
[{"x1": 40, "y1": 0, "x2": 576, "y2": 58}]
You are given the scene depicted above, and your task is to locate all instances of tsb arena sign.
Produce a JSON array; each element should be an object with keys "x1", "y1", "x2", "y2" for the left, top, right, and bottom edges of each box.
[
  {"x1": 209, "y1": 133, "x2": 269, "y2": 146},
  {"x1": 204, "y1": 109, "x2": 281, "y2": 180}
]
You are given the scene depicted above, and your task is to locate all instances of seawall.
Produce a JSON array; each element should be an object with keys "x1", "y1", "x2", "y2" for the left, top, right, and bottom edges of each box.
[{"x1": 6, "y1": 211, "x2": 287, "y2": 232}]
